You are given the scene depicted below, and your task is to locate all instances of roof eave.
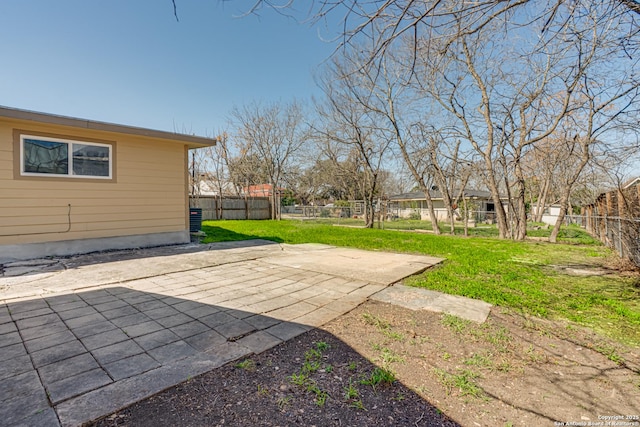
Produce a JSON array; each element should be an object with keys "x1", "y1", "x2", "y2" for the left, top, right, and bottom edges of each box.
[{"x1": 0, "y1": 106, "x2": 216, "y2": 148}]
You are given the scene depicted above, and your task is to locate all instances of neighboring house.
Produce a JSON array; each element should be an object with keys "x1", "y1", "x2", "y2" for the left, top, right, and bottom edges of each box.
[
  {"x1": 191, "y1": 173, "x2": 237, "y2": 196},
  {"x1": 0, "y1": 106, "x2": 216, "y2": 261},
  {"x1": 530, "y1": 204, "x2": 562, "y2": 226},
  {"x1": 623, "y1": 176, "x2": 640, "y2": 189},
  {"x1": 388, "y1": 189, "x2": 507, "y2": 222},
  {"x1": 243, "y1": 184, "x2": 284, "y2": 197}
]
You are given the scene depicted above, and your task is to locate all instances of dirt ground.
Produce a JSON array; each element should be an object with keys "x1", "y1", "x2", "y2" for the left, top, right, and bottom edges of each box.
[{"x1": 91, "y1": 298, "x2": 640, "y2": 427}]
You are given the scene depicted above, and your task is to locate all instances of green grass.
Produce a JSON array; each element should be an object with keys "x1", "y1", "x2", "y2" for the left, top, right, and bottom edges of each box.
[
  {"x1": 285, "y1": 218, "x2": 599, "y2": 244},
  {"x1": 202, "y1": 220, "x2": 640, "y2": 346}
]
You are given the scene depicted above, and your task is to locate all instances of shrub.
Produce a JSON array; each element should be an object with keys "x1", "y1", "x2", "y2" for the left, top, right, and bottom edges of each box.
[{"x1": 408, "y1": 210, "x2": 421, "y2": 220}]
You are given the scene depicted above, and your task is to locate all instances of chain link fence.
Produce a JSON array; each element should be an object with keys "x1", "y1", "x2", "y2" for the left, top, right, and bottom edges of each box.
[
  {"x1": 584, "y1": 215, "x2": 640, "y2": 266},
  {"x1": 583, "y1": 184, "x2": 640, "y2": 268}
]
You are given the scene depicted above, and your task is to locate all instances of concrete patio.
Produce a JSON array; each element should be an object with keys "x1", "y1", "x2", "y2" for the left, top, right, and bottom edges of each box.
[{"x1": 0, "y1": 240, "x2": 448, "y2": 427}]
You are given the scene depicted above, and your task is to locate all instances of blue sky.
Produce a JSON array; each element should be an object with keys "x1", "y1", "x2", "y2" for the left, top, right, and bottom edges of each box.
[{"x1": 0, "y1": 1, "x2": 337, "y2": 137}]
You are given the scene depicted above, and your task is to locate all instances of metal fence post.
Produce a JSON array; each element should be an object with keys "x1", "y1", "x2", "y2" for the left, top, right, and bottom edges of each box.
[{"x1": 618, "y1": 217, "x2": 623, "y2": 257}]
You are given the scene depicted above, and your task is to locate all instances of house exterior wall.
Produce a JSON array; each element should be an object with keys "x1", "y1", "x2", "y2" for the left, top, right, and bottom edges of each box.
[
  {"x1": 390, "y1": 199, "x2": 508, "y2": 222},
  {"x1": 0, "y1": 116, "x2": 190, "y2": 258},
  {"x1": 392, "y1": 200, "x2": 449, "y2": 220},
  {"x1": 531, "y1": 205, "x2": 562, "y2": 225}
]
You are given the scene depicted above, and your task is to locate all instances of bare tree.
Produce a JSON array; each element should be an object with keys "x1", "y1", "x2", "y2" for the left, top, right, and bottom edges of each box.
[
  {"x1": 196, "y1": 132, "x2": 241, "y2": 218},
  {"x1": 406, "y1": 1, "x2": 640, "y2": 240},
  {"x1": 236, "y1": 0, "x2": 640, "y2": 239},
  {"x1": 425, "y1": 133, "x2": 469, "y2": 234},
  {"x1": 230, "y1": 100, "x2": 307, "y2": 220},
  {"x1": 549, "y1": 86, "x2": 640, "y2": 242},
  {"x1": 325, "y1": 47, "x2": 444, "y2": 232},
  {"x1": 522, "y1": 137, "x2": 565, "y2": 224},
  {"x1": 314, "y1": 57, "x2": 394, "y2": 228},
  {"x1": 240, "y1": 1, "x2": 640, "y2": 70}
]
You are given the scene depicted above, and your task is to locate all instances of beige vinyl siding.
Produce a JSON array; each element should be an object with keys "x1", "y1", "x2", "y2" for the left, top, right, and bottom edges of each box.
[{"x1": 0, "y1": 119, "x2": 189, "y2": 245}]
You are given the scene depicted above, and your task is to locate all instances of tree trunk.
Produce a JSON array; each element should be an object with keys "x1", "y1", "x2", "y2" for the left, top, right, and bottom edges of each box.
[
  {"x1": 549, "y1": 193, "x2": 570, "y2": 243},
  {"x1": 534, "y1": 177, "x2": 551, "y2": 223},
  {"x1": 434, "y1": 178, "x2": 455, "y2": 234},
  {"x1": 513, "y1": 161, "x2": 528, "y2": 241},
  {"x1": 364, "y1": 196, "x2": 375, "y2": 228},
  {"x1": 429, "y1": 147, "x2": 455, "y2": 234},
  {"x1": 483, "y1": 157, "x2": 510, "y2": 238},
  {"x1": 550, "y1": 139, "x2": 591, "y2": 243},
  {"x1": 463, "y1": 196, "x2": 469, "y2": 237},
  {"x1": 447, "y1": 204, "x2": 456, "y2": 234},
  {"x1": 420, "y1": 187, "x2": 440, "y2": 234}
]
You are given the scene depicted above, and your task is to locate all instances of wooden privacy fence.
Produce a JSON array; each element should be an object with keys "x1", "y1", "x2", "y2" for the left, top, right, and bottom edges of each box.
[
  {"x1": 582, "y1": 183, "x2": 640, "y2": 267},
  {"x1": 189, "y1": 196, "x2": 271, "y2": 220}
]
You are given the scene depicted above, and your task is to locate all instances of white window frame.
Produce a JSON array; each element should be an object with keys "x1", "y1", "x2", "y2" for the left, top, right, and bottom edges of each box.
[{"x1": 20, "y1": 134, "x2": 113, "y2": 179}]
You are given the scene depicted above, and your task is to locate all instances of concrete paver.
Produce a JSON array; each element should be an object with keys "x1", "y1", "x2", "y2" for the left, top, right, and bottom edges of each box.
[
  {"x1": 371, "y1": 284, "x2": 492, "y2": 323},
  {"x1": 236, "y1": 330, "x2": 282, "y2": 354},
  {"x1": 214, "y1": 319, "x2": 256, "y2": 339},
  {"x1": 92, "y1": 341, "x2": 145, "y2": 365},
  {"x1": 0, "y1": 371, "x2": 42, "y2": 399},
  {"x1": 31, "y1": 340, "x2": 87, "y2": 368},
  {"x1": 147, "y1": 340, "x2": 198, "y2": 364},
  {"x1": 38, "y1": 353, "x2": 99, "y2": 384},
  {"x1": 103, "y1": 354, "x2": 160, "y2": 381},
  {"x1": 0, "y1": 387, "x2": 50, "y2": 427},
  {"x1": 0, "y1": 240, "x2": 452, "y2": 427},
  {"x1": 0, "y1": 355, "x2": 32, "y2": 381},
  {"x1": 46, "y1": 368, "x2": 112, "y2": 403},
  {"x1": 24, "y1": 329, "x2": 77, "y2": 353}
]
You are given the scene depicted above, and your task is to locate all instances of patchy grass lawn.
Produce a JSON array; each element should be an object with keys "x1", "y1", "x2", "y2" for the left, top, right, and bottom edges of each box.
[
  {"x1": 202, "y1": 220, "x2": 640, "y2": 347},
  {"x1": 284, "y1": 217, "x2": 600, "y2": 244}
]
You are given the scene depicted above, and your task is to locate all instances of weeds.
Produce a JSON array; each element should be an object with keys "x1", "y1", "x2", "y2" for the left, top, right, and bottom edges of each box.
[
  {"x1": 305, "y1": 348, "x2": 322, "y2": 361},
  {"x1": 383, "y1": 329, "x2": 406, "y2": 341},
  {"x1": 302, "y1": 359, "x2": 321, "y2": 374},
  {"x1": 315, "y1": 341, "x2": 330, "y2": 352},
  {"x1": 361, "y1": 367, "x2": 396, "y2": 390},
  {"x1": 343, "y1": 376, "x2": 366, "y2": 411},
  {"x1": 525, "y1": 344, "x2": 547, "y2": 363},
  {"x1": 362, "y1": 312, "x2": 391, "y2": 329},
  {"x1": 349, "y1": 399, "x2": 366, "y2": 410},
  {"x1": 289, "y1": 342, "x2": 331, "y2": 407},
  {"x1": 315, "y1": 392, "x2": 328, "y2": 407},
  {"x1": 596, "y1": 344, "x2": 625, "y2": 365},
  {"x1": 486, "y1": 327, "x2": 512, "y2": 349},
  {"x1": 434, "y1": 368, "x2": 484, "y2": 398},
  {"x1": 277, "y1": 396, "x2": 292, "y2": 411},
  {"x1": 256, "y1": 384, "x2": 269, "y2": 396},
  {"x1": 464, "y1": 353, "x2": 493, "y2": 369},
  {"x1": 378, "y1": 347, "x2": 405, "y2": 366},
  {"x1": 290, "y1": 372, "x2": 308, "y2": 386},
  {"x1": 344, "y1": 380, "x2": 359, "y2": 400},
  {"x1": 235, "y1": 359, "x2": 256, "y2": 371},
  {"x1": 468, "y1": 323, "x2": 513, "y2": 353},
  {"x1": 495, "y1": 359, "x2": 513, "y2": 372},
  {"x1": 441, "y1": 314, "x2": 470, "y2": 334}
]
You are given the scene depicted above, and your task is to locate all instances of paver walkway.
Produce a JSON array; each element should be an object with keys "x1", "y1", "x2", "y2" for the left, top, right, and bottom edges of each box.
[{"x1": 0, "y1": 240, "x2": 443, "y2": 427}]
